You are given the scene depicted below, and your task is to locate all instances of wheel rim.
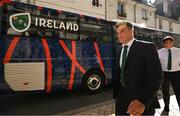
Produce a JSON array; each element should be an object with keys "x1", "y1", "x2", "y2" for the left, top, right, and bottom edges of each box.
[{"x1": 87, "y1": 74, "x2": 101, "y2": 90}]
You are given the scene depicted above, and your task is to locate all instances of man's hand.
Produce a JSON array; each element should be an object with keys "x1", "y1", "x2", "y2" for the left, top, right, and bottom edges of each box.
[{"x1": 127, "y1": 99, "x2": 145, "y2": 115}]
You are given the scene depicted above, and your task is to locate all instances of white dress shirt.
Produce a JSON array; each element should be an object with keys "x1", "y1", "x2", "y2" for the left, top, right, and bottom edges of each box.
[
  {"x1": 158, "y1": 47, "x2": 180, "y2": 72},
  {"x1": 119, "y1": 38, "x2": 135, "y2": 68}
]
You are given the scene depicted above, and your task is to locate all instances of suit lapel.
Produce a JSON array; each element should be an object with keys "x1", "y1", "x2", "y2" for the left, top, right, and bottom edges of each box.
[{"x1": 125, "y1": 40, "x2": 138, "y2": 68}]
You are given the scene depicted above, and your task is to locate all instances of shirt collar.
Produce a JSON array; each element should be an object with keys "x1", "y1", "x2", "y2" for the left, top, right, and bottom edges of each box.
[
  {"x1": 122, "y1": 38, "x2": 135, "y2": 48},
  {"x1": 165, "y1": 47, "x2": 175, "y2": 50}
]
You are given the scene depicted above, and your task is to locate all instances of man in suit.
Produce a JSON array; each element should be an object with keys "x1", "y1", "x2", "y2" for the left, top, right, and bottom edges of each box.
[{"x1": 113, "y1": 21, "x2": 163, "y2": 115}]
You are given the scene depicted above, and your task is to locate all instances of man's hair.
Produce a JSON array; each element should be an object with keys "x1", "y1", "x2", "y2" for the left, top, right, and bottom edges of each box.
[{"x1": 115, "y1": 21, "x2": 134, "y2": 30}]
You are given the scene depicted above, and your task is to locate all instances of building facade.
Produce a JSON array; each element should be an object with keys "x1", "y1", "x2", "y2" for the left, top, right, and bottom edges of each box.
[
  {"x1": 155, "y1": 0, "x2": 180, "y2": 33},
  {"x1": 13, "y1": 0, "x2": 180, "y2": 33},
  {"x1": 156, "y1": 15, "x2": 180, "y2": 33},
  {"x1": 106, "y1": 0, "x2": 157, "y2": 28}
]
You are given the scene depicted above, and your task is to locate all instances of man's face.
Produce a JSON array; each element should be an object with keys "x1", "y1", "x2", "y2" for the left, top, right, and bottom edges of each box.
[
  {"x1": 116, "y1": 24, "x2": 133, "y2": 44},
  {"x1": 163, "y1": 39, "x2": 174, "y2": 49}
]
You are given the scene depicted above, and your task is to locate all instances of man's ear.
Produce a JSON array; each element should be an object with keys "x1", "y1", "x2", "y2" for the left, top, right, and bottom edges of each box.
[{"x1": 130, "y1": 29, "x2": 134, "y2": 35}]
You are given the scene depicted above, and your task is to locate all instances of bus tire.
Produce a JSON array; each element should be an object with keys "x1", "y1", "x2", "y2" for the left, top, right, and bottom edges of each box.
[{"x1": 82, "y1": 70, "x2": 105, "y2": 94}]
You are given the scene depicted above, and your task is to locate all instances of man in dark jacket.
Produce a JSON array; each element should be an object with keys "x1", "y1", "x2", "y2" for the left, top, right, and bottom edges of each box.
[{"x1": 113, "y1": 21, "x2": 163, "y2": 115}]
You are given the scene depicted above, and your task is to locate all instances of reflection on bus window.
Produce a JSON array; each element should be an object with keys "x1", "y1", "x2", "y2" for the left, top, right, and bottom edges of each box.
[{"x1": 80, "y1": 17, "x2": 111, "y2": 43}]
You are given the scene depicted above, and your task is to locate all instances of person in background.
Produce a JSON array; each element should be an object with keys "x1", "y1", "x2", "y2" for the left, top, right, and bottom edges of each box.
[
  {"x1": 113, "y1": 21, "x2": 163, "y2": 115},
  {"x1": 158, "y1": 36, "x2": 180, "y2": 114}
]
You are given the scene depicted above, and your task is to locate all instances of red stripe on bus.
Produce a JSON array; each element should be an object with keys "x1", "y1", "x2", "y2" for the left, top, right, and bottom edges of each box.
[
  {"x1": 93, "y1": 42, "x2": 107, "y2": 84},
  {"x1": 59, "y1": 40, "x2": 73, "y2": 58},
  {"x1": 68, "y1": 41, "x2": 76, "y2": 90},
  {"x1": 0, "y1": 0, "x2": 12, "y2": 6},
  {"x1": 41, "y1": 39, "x2": 52, "y2": 93},
  {"x1": 57, "y1": 10, "x2": 62, "y2": 14},
  {"x1": 93, "y1": 42, "x2": 105, "y2": 73},
  {"x1": 59, "y1": 40, "x2": 86, "y2": 74},
  {"x1": 74, "y1": 60, "x2": 86, "y2": 74},
  {"x1": 4, "y1": 0, "x2": 12, "y2": 3},
  {"x1": 37, "y1": 6, "x2": 42, "y2": 10},
  {"x1": 68, "y1": 62, "x2": 76, "y2": 90},
  {"x1": 0, "y1": 1, "x2": 3, "y2": 7},
  {"x1": 3, "y1": 36, "x2": 20, "y2": 64},
  {"x1": 59, "y1": 40, "x2": 86, "y2": 90}
]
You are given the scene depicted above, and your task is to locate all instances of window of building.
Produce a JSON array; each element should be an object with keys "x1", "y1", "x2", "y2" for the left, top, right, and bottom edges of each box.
[
  {"x1": 169, "y1": 22, "x2": 173, "y2": 31},
  {"x1": 117, "y1": 2, "x2": 126, "y2": 17},
  {"x1": 142, "y1": 9, "x2": 148, "y2": 20},
  {"x1": 163, "y1": 0, "x2": 168, "y2": 14},
  {"x1": 92, "y1": 0, "x2": 100, "y2": 7},
  {"x1": 159, "y1": 19, "x2": 162, "y2": 29}
]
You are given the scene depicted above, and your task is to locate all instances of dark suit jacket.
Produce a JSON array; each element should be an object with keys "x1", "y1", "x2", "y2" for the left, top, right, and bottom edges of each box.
[{"x1": 113, "y1": 39, "x2": 163, "y2": 109}]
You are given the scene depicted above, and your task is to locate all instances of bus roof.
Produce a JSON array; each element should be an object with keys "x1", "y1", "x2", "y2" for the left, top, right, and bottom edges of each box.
[{"x1": 112, "y1": 19, "x2": 180, "y2": 35}]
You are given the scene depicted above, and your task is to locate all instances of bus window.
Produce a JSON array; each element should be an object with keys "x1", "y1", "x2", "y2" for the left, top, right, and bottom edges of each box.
[
  {"x1": 40, "y1": 8, "x2": 49, "y2": 17},
  {"x1": 32, "y1": 8, "x2": 40, "y2": 16},
  {"x1": 50, "y1": 10, "x2": 59, "y2": 18},
  {"x1": 80, "y1": 17, "x2": 111, "y2": 43}
]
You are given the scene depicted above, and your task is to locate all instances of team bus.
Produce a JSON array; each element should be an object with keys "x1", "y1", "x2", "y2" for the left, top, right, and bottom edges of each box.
[{"x1": 0, "y1": 1, "x2": 180, "y2": 95}]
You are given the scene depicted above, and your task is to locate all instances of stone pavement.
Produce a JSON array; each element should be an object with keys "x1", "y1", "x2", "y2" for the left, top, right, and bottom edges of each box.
[
  {"x1": 60, "y1": 90, "x2": 180, "y2": 115},
  {"x1": 61, "y1": 100, "x2": 115, "y2": 115}
]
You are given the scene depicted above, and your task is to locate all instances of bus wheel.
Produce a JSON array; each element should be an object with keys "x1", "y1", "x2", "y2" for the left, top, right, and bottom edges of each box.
[{"x1": 82, "y1": 70, "x2": 105, "y2": 94}]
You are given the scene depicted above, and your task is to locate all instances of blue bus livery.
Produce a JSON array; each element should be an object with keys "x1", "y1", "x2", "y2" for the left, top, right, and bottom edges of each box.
[{"x1": 0, "y1": 1, "x2": 114, "y2": 94}]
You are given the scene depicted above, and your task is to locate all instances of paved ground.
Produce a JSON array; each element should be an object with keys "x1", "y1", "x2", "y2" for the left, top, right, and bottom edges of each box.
[
  {"x1": 60, "y1": 90, "x2": 180, "y2": 115},
  {"x1": 0, "y1": 88, "x2": 112, "y2": 115},
  {"x1": 61, "y1": 100, "x2": 115, "y2": 115}
]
